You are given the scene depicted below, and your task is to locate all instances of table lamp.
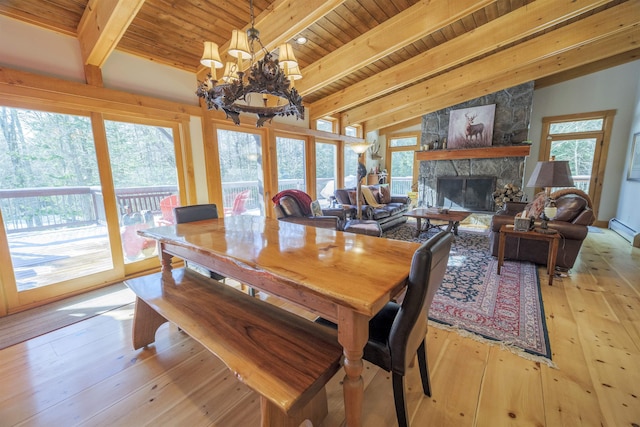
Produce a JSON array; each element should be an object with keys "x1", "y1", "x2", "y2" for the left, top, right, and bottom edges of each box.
[
  {"x1": 526, "y1": 157, "x2": 575, "y2": 227},
  {"x1": 347, "y1": 141, "x2": 373, "y2": 220}
]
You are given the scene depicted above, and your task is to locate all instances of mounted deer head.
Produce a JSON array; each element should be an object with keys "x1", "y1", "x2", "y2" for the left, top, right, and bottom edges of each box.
[{"x1": 369, "y1": 141, "x2": 382, "y2": 159}]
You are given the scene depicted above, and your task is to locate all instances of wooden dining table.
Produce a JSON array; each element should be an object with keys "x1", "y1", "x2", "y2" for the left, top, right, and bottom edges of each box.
[{"x1": 138, "y1": 215, "x2": 419, "y2": 427}]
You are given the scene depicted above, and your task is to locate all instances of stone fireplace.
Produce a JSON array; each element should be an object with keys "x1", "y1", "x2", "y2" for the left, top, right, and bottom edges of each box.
[
  {"x1": 437, "y1": 175, "x2": 496, "y2": 211},
  {"x1": 418, "y1": 152, "x2": 526, "y2": 213},
  {"x1": 417, "y1": 82, "x2": 534, "y2": 212}
]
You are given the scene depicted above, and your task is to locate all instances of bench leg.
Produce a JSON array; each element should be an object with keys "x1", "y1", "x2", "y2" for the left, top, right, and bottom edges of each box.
[
  {"x1": 260, "y1": 387, "x2": 328, "y2": 427},
  {"x1": 132, "y1": 297, "x2": 168, "y2": 350}
]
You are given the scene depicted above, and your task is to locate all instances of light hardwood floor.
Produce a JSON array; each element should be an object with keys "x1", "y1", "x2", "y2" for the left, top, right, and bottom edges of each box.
[{"x1": 1, "y1": 228, "x2": 638, "y2": 426}]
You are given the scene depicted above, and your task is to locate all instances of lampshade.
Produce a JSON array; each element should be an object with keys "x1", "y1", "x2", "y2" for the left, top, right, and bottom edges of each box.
[
  {"x1": 221, "y1": 62, "x2": 239, "y2": 83},
  {"x1": 228, "y1": 29, "x2": 251, "y2": 59},
  {"x1": 278, "y1": 43, "x2": 298, "y2": 68},
  {"x1": 526, "y1": 160, "x2": 575, "y2": 189},
  {"x1": 348, "y1": 141, "x2": 372, "y2": 154},
  {"x1": 285, "y1": 64, "x2": 302, "y2": 81},
  {"x1": 200, "y1": 41, "x2": 223, "y2": 69}
]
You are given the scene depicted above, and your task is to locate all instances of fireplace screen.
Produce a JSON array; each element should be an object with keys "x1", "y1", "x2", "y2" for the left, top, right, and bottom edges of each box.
[{"x1": 437, "y1": 176, "x2": 496, "y2": 211}]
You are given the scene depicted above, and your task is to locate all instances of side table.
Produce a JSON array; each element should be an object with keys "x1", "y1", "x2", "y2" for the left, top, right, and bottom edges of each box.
[{"x1": 497, "y1": 224, "x2": 561, "y2": 285}]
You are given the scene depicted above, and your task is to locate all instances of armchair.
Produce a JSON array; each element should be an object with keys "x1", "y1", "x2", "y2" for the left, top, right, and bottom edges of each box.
[
  {"x1": 272, "y1": 190, "x2": 346, "y2": 230},
  {"x1": 489, "y1": 188, "x2": 595, "y2": 269}
]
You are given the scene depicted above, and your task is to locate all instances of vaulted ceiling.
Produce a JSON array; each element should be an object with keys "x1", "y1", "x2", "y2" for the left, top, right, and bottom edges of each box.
[{"x1": 1, "y1": 0, "x2": 638, "y2": 131}]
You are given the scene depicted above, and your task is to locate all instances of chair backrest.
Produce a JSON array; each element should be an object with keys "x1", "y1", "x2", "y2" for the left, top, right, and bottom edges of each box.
[
  {"x1": 272, "y1": 190, "x2": 313, "y2": 216},
  {"x1": 231, "y1": 190, "x2": 250, "y2": 215},
  {"x1": 174, "y1": 204, "x2": 219, "y2": 224},
  {"x1": 390, "y1": 231, "x2": 453, "y2": 373}
]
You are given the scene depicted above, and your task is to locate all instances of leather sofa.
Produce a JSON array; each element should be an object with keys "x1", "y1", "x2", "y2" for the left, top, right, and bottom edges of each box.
[
  {"x1": 334, "y1": 185, "x2": 410, "y2": 231},
  {"x1": 489, "y1": 188, "x2": 595, "y2": 269}
]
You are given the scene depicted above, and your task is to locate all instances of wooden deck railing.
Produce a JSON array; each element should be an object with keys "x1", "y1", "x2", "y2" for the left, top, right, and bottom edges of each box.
[{"x1": 1, "y1": 186, "x2": 177, "y2": 233}]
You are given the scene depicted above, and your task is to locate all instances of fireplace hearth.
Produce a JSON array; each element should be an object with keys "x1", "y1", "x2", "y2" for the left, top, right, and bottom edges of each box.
[{"x1": 437, "y1": 176, "x2": 496, "y2": 212}]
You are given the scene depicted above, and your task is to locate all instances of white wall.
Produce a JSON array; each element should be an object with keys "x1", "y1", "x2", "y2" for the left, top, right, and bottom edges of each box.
[
  {"x1": 103, "y1": 51, "x2": 199, "y2": 106},
  {"x1": 615, "y1": 68, "x2": 640, "y2": 233},
  {"x1": 529, "y1": 60, "x2": 640, "y2": 223},
  {"x1": 0, "y1": 15, "x2": 85, "y2": 82}
]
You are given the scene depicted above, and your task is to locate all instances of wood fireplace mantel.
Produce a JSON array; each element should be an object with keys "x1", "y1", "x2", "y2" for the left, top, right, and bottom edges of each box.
[{"x1": 416, "y1": 144, "x2": 531, "y2": 161}]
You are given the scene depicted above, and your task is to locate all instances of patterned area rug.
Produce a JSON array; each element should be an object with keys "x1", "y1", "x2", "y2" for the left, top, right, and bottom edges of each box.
[{"x1": 383, "y1": 222, "x2": 552, "y2": 363}]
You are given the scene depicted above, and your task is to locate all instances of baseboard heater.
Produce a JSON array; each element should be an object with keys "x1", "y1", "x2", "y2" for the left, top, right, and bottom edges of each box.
[{"x1": 608, "y1": 218, "x2": 640, "y2": 248}]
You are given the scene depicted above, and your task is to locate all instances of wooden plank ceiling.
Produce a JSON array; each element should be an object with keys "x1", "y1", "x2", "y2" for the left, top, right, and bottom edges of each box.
[{"x1": 1, "y1": 0, "x2": 638, "y2": 131}]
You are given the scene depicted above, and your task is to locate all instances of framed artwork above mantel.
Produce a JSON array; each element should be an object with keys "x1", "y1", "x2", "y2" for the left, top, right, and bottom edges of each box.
[{"x1": 447, "y1": 104, "x2": 496, "y2": 149}]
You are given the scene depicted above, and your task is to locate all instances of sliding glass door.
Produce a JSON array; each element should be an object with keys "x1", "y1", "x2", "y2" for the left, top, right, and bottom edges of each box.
[
  {"x1": 105, "y1": 119, "x2": 180, "y2": 264},
  {"x1": 388, "y1": 135, "x2": 418, "y2": 196},
  {"x1": 0, "y1": 107, "x2": 113, "y2": 299},
  {"x1": 217, "y1": 129, "x2": 265, "y2": 216},
  {"x1": 276, "y1": 136, "x2": 306, "y2": 193},
  {"x1": 316, "y1": 142, "x2": 337, "y2": 207},
  {"x1": 0, "y1": 106, "x2": 186, "y2": 313}
]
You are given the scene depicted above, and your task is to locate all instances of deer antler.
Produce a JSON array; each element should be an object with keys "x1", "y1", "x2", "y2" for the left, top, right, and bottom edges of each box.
[{"x1": 370, "y1": 141, "x2": 382, "y2": 159}]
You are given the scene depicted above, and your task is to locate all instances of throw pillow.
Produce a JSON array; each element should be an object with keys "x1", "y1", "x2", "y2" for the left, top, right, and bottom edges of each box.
[
  {"x1": 310, "y1": 200, "x2": 323, "y2": 217},
  {"x1": 553, "y1": 196, "x2": 587, "y2": 222},
  {"x1": 348, "y1": 190, "x2": 364, "y2": 206},
  {"x1": 379, "y1": 185, "x2": 392, "y2": 204},
  {"x1": 280, "y1": 196, "x2": 304, "y2": 217},
  {"x1": 528, "y1": 192, "x2": 547, "y2": 219}
]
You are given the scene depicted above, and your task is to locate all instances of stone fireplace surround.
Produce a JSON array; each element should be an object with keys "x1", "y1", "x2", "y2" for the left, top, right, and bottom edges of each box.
[
  {"x1": 418, "y1": 82, "x2": 534, "y2": 213},
  {"x1": 419, "y1": 155, "x2": 526, "y2": 212}
]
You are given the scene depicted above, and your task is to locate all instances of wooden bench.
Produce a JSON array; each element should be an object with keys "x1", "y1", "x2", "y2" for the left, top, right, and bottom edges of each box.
[{"x1": 125, "y1": 268, "x2": 343, "y2": 427}]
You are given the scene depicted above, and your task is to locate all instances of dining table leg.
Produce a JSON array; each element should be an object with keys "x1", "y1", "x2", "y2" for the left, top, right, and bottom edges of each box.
[
  {"x1": 159, "y1": 242, "x2": 173, "y2": 276},
  {"x1": 337, "y1": 307, "x2": 369, "y2": 427}
]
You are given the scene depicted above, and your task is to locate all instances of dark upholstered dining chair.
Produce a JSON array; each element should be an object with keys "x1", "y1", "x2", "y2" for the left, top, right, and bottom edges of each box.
[
  {"x1": 174, "y1": 203, "x2": 256, "y2": 296},
  {"x1": 174, "y1": 204, "x2": 225, "y2": 282},
  {"x1": 317, "y1": 230, "x2": 453, "y2": 427}
]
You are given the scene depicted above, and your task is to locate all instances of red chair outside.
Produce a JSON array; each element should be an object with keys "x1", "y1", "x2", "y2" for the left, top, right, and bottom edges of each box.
[
  {"x1": 224, "y1": 189, "x2": 250, "y2": 216},
  {"x1": 158, "y1": 194, "x2": 180, "y2": 225}
]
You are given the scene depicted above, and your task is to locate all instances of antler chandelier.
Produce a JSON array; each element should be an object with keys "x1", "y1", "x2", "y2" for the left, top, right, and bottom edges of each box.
[{"x1": 195, "y1": 0, "x2": 304, "y2": 127}]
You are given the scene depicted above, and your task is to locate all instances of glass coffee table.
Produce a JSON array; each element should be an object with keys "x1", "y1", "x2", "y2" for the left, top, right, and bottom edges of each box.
[{"x1": 404, "y1": 208, "x2": 471, "y2": 236}]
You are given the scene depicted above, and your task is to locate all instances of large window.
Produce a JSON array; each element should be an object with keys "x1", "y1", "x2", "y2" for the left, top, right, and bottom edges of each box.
[
  {"x1": 0, "y1": 107, "x2": 112, "y2": 291},
  {"x1": 343, "y1": 145, "x2": 359, "y2": 188},
  {"x1": 217, "y1": 129, "x2": 264, "y2": 216},
  {"x1": 388, "y1": 135, "x2": 418, "y2": 195},
  {"x1": 316, "y1": 119, "x2": 334, "y2": 133},
  {"x1": 316, "y1": 142, "x2": 337, "y2": 206},
  {"x1": 105, "y1": 119, "x2": 179, "y2": 264},
  {"x1": 276, "y1": 136, "x2": 306, "y2": 192}
]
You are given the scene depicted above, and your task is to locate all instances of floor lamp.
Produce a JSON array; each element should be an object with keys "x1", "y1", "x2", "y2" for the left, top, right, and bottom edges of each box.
[
  {"x1": 348, "y1": 142, "x2": 372, "y2": 220},
  {"x1": 526, "y1": 157, "x2": 575, "y2": 229}
]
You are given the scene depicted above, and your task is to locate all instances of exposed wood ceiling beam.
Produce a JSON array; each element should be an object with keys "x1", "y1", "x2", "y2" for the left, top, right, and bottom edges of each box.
[
  {"x1": 296, "y1": 0, "x2": 494, "y2": 96},
  {"x1": 196, "y1": 0, "x2": 346, "y2": 81},
  {"x1": 535, "y1": 49, "x2": 640, "y2": 89},
  {"x1": 364, "y1": 29, "x2": 638, "y2": 132},
  {"x1": 309, "y1": 0, "x2": 612, "y2": 121},
  {"x1": 77, "y1": 0, "x2": 146, "y2": 67},
  {"x1": 361, "y1": 4, "x2": 639, "y2": 131}
]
